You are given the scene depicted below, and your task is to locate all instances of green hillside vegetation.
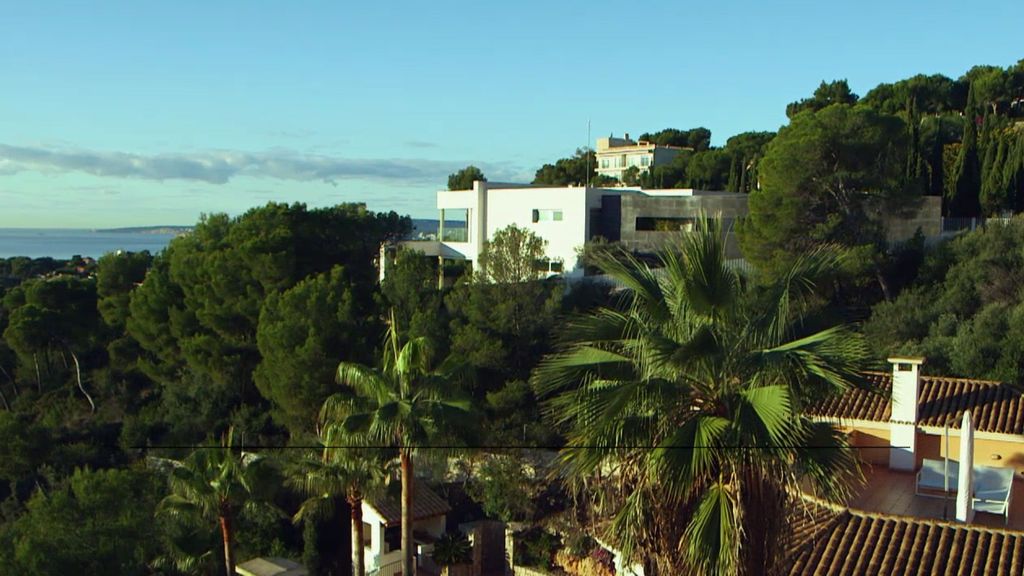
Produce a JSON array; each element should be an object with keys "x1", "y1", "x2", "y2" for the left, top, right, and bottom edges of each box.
[
  {"x1": 0, "y1": 58, "x2": 1023, "y2": 575},
  {"x1": 864, "y1": 217, "x2": 1024, "y2": 383}
]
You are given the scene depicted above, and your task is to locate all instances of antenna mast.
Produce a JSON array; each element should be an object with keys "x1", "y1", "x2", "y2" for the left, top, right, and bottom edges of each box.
[{"x1": 586, "y1": 119, "x2": 592, "y2": 188}]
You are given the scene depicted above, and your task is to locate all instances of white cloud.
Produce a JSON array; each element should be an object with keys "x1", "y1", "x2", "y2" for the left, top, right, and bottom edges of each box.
[{"x1": 0, "y1": 143, "x2": 525, "y2": 186}]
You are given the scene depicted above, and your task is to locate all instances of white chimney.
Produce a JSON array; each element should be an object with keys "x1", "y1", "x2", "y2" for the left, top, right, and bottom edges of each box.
[{"x1": 888, "y1": 356, "x2": 924, "y2": 471}]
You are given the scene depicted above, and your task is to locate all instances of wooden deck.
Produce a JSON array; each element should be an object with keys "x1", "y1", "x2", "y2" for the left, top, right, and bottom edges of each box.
[{"x1": 847, "y1": 465, "x2": 1024, "y2": 530}]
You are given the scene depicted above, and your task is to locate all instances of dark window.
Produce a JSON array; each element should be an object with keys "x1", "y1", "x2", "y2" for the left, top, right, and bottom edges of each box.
[
  {"x1": 635, "y1": 217, "x2": 695, "y2": 232},
  {"x1": 384, "y1": 526, "x2": 401, "y2": 553},
  {"x1": 362, "y1": 522, "x2": 373, "y2": 548},
  {"x1": 532, "y1": 209, "x2": 540, "y2": 223}
]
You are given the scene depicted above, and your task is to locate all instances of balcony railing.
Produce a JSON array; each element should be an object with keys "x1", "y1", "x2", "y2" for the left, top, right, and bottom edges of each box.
[
  {"x1": 441, "y1": 226, "x2": 468, "y2": 243},
  {"x1": 367, "y1": 557, "x2": 403, "y2": 576}
]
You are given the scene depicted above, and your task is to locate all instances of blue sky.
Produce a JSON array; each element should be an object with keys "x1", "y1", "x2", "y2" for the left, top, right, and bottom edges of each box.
[{"x1": 1, "y1": 1, "x2": 1021, "y2": 228}]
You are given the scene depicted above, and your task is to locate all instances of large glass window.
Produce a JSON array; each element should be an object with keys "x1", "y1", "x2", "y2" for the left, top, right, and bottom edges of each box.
[{"x1": 440, "y1": 208, "x2": 469, "y2": 242}]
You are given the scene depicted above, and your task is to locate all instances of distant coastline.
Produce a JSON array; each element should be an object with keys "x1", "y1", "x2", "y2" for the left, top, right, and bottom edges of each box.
[
  {"x1": 96, "y1": 226, "x2": 192, "y2": 235},
  {"x1": 0, "y1": 228, "x2": 181, "y2": 259}
]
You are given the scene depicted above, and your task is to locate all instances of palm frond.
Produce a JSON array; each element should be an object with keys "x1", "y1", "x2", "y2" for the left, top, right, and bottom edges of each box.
[
  {"x1": 683, "y1": 482, "x2": 739, "y2": 576},
  {"x1": 337, "y1": 363, "x2": 392, "y2": 405},
  {"x1": 649, "y1": 415, "x2": 728, "y2": 499},
  {"x1": 593, "y1": 244, "x2": 670, "y2": 322},
  {"x1": 734, "y1": 385, "x2": 795, "y2": 446}
]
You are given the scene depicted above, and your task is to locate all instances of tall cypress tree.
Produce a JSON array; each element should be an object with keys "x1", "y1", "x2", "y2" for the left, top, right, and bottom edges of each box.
[
  {"x1": 950, "y1": 84, "x2": 983, "y2": 216},
  {"x1": 904, "y1": 96, "x2": 928, "y2": 196}
]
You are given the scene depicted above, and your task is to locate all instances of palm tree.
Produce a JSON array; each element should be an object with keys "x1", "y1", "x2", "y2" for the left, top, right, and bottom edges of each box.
[
  {"x1": 158, "y1": 429, "x2": 268, "y2": 576},
  {"x1": 432, "y1": 531, "x2": 473, "y2": 575},
  {"x1": 289, "y1": 425, "x2": 390, "y2": 576},
  {"x1": 533, "y1": 217, "x2": 872, "y2": 575},
  {"x1": 321, "y1": 312, "x2": 471, "y2": 576}
]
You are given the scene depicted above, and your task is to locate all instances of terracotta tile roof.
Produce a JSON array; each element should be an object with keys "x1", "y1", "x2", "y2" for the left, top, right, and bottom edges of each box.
[
  {"x1": 810, "y1": 373, "x2": 892, "y2": 423},
  {"x1": 808, "y1": 372, "x2": 1024, "y2": 436},
  {"x1": 366, "y1": 481, "x2": 451, "y2": 526},
  {"x1": 786, "y1": 505, "x2": 1024, "y2": 576}
]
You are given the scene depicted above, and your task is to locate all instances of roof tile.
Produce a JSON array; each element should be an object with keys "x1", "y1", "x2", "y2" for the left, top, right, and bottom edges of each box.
[
  {"x1": 809, "y1": 372, "x2": 1024, "y2": 436},
  {"x1": 787, "y1": 505, "x2": 1024, "y2": 576},
  {"x1": 366, "y1": 481, "x2": 451, "y2": 526}
]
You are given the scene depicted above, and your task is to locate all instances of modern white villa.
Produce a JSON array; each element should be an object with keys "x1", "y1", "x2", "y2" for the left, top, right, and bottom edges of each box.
[{"x1": 390, "y1": 180, "x2": 749, "y2": 280}]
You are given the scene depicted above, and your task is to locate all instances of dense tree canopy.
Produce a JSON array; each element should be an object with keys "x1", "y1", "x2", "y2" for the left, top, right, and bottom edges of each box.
[
  {"x1": 739, "y1": 104, "x2": 909, "y2": 279},
  {"x1": 533, "y1": 148, "x2": 615, "y2": 186},
  {"x1": 0, "y1": 468, "x2": 162, "y2": 576},
  {"x1": 637, "y1": 127, "x2": 712, "y2": 151},
  {"x1": 255, "y1": 266, "x2": 374, "y2": 435},
  {"x1": 125, "y1": 202, "x2": 410, "y2": 444},
  {"x1": 448, "y1": 165, "x2": 486, "y2": 190},
  {"x1": 629, "y1": 129, "x2": 774, "y2": 192},
  {"x1": 786, "y1": 79, "x2": 860, "y2": 118}
]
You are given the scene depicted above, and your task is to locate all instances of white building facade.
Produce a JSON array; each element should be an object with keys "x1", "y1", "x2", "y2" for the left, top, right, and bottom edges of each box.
[{"x1": 397, "y1": 181, "x2": 749, "y2": 279}]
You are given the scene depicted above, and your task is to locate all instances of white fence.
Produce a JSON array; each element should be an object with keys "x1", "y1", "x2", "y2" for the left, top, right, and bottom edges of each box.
[{"x1": 941, "y1": 217, "x2": 1013, "y2": 234}]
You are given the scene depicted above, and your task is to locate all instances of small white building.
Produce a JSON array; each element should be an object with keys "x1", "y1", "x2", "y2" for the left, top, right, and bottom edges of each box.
[{"x1": 362, "y1": 482, "x2": 450, "y2": 574}]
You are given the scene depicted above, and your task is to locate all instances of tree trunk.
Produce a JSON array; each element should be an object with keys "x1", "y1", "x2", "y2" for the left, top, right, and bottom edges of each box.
[
  {"x1": 69, "y1": 350, "x2": 95, "y2": 413},
  {"x1": 33, "y1": 354, "x2": 41, "y2": 393},
  {"x1": 351, "y1": 496, "x2": 365, "y2": 576},
  {"x1": 401, "y1": 451, "x2": 415, "y2": 576},
  {"x1": 0, "y1": 364, "x2": 17, "y2": 397},
  {"x1": 876, "y1": 270, "x2": 893, "y2": 302},
  {"x1": 0, "y1": 386, "x2": 9, "y2": 410},
  {"x1": 220, "y1": 512, "x2": 236, "y2": 576}
]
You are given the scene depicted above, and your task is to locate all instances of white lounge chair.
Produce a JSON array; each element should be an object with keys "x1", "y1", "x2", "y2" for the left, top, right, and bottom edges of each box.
[
  {"x1": 972, "y1": 465, "x2": 1014, "y2": 525},
  {"x1": 916, "y1": 458, "x2": 959, "y2": 497}
]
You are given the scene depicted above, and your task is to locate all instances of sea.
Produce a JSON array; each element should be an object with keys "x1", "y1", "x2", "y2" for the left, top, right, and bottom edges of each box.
[
  {"x1": 0, "y1": 228, "x2": 179, "y2": 259},
  {"x1": 0, "y1": 219, "x2": 443, "y2": 260}
]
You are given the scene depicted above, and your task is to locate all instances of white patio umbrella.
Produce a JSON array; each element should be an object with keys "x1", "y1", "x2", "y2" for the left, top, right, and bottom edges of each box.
[{"x1": 956, "y1": 410, "x2": 975, "y2": 522}]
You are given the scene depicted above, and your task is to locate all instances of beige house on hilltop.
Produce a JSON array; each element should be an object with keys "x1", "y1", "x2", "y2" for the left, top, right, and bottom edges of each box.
[{"x1": 594, "y1": 134, "x2": 686, "y2": 180}]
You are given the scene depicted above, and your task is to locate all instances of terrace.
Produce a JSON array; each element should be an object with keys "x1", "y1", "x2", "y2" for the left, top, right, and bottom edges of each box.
[{"x1": 847, "y1": 465, "x2": 1024, "y2": 530}]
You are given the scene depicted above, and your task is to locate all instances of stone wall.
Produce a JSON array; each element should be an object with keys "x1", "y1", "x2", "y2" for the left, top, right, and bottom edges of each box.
[{"x1": 869, "y1": 195, "x2": 943, "y2": 244}]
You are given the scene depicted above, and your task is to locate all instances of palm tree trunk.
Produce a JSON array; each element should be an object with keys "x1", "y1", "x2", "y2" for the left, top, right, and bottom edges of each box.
[
  {"x1": 401, "y1": 451, "x2": 414, "y2": 576},
  {"x1": 220, "y1": 512, "x2": 236, "y2": 576},
  {"x1": 351, "y1": 496, "x2": 365, "y2": 576}
]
